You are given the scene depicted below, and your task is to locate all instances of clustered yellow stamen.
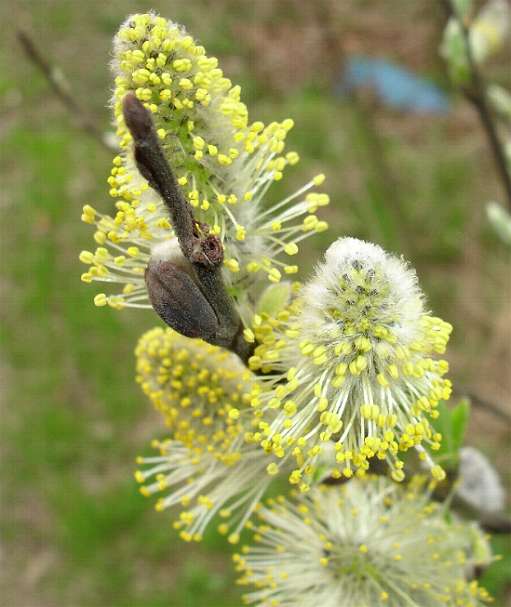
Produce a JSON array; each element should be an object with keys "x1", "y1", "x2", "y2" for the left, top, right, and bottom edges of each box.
[
  {"x1": 135, "y1": 437, "x2": 279, "y2": 545},
  {"x1": 234, "y1": 477, "x2": 493, "y2": 607},
  {"x1": 245, "y1": 239, "x2": 453, "y2": 490},
  {"x1": 80, "y1": 13, "x2": 329, "y2": 311},
  {"x1": 134, "y1": 327, "x2": 286, "y2": 543},
  {"x1": 136, "y1": 327, "x2": 253, "y2": 452}
]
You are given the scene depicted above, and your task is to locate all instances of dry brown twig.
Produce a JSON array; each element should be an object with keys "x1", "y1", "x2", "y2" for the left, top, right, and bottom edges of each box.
[
  {"x1": 441, "y1": 0, "x2": 511, "y2": 210},
  {"x1": 122, "y1": 93, "x2": 253, "y2": 363},
  {"x1": 17, "y1": 28, "x2": 117, "y2": 153}
]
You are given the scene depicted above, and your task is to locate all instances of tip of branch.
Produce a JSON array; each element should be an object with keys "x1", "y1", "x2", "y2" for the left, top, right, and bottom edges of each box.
[
  {"x1": 122, "y1": 92, "x2": 153, "y2": 141},
  {"x1": 17, "y1": 28, "x2": 40, "y2": 64},
  {"x1": 17, "y1": 28, "x2": 30, "y2": 46}
]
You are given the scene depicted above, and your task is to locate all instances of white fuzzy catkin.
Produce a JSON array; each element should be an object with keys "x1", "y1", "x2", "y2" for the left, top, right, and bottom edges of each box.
[
  {"x1": 236, "y1": 477, "x2": 493, "y2": 607},
  {"x1": 80, "y1": 13, "x2": 329, "y2": 316},
  {"x1": 248, "y1": 238, "x2": 452, "y2": 489}
]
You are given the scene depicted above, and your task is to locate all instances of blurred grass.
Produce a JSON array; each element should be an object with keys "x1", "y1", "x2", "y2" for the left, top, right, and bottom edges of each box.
[{"x1": 1, "y1": 1, "x2": 510, "y2": 605}]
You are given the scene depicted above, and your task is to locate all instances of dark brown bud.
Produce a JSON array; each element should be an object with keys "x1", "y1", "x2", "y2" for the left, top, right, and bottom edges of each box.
[
  {"x1": 190, "y1": 232, "x2": 224, "y2": 267},
  {"x1": 122, "y1": 92, "x2": 154, "y2": 141},
  {"x1": 145, "y1": 259, "x2": 218, "y2": 340}
]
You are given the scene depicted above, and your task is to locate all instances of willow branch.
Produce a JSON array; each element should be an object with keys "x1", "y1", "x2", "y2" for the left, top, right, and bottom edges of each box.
[
  {"x1": 441, "y1": 0, "x2": 511, "y2": 209},
  {"x1": 455, "y1": 388, "x2": 511, "y2": 424},
  {"x1": 17, "y1": 29, "x2": 116, "y2": 153},
  {"x1": 479, "y1": 512, "x2": 511, "y2": 534},
  {"x1": 122, "y1": 93, "x2": 253, "y2": 362}
]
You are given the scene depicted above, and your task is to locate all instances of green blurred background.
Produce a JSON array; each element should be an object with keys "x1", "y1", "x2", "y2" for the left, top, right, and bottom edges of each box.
[{"x1": 1, "y1": 1, "x2": 510, "y2": 605}]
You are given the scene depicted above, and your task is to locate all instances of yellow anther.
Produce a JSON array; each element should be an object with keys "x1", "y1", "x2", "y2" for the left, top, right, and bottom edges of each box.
[
  {"x1": 266, "y1": 463, "x2": 279, "y2": 476},
  {"x1": 284, "y1": 243, "x2": 298, "y2": 256},
  {"x1": 94, "y1": 293, "x2": 108, "y2": 307}
]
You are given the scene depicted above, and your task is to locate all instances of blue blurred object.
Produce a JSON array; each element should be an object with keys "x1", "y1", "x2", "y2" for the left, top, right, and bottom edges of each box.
[{"x1": 339, "y1": 56, "x2": 450, "y2": 114}]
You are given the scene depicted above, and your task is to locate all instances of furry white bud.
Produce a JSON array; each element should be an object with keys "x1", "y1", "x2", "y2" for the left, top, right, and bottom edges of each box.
[
  {"x1": 457, "y1": 446, "x2": 506, "y2": 513},
  {"x1": 249, "y1": 238, "x2": 453, "y2": 488}
]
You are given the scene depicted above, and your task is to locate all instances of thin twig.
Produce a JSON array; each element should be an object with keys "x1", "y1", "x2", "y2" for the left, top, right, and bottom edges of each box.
[
  {"x1": 479, "y1": 512, "x2": 511, "y2": 534},
  {"x1": 456, "y1": 388, "x2": 511, "y2": 424},
  {"x1": 17, "y1": 29, "x2": 116, "y2": 153},
  {"x1": 441, "y1": 0, "x2": 511, "y2": 210},
  {"x1": 122, "y1": 93, "x2": 253, "y2": 363}
]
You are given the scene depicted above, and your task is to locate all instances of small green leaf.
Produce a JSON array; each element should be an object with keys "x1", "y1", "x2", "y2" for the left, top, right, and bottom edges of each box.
[
  {"x1": 256, "y1": 282, "x2": 292, "y2": 316},
  {"x1": 450, "y1": 399, "x2": 470, "y2": 452},
  {"x1": 487, "y1": 202, "x2": 511, "y2": 247},
  {"x1": 452, "y1": 0, "x2": 473, "y2": 18},
  {"x1": 481, "y1": 536, "x2": 511, "y2": 598},
  {"x1": 431, "y1": 399, "x2": 471, "y2": 470},
  {"x1": 431, "y1": 402, "x2": 454, "y2": 458},
  {"x1": 440, "y1": 20, "x2": 470, "y2": 84}
]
